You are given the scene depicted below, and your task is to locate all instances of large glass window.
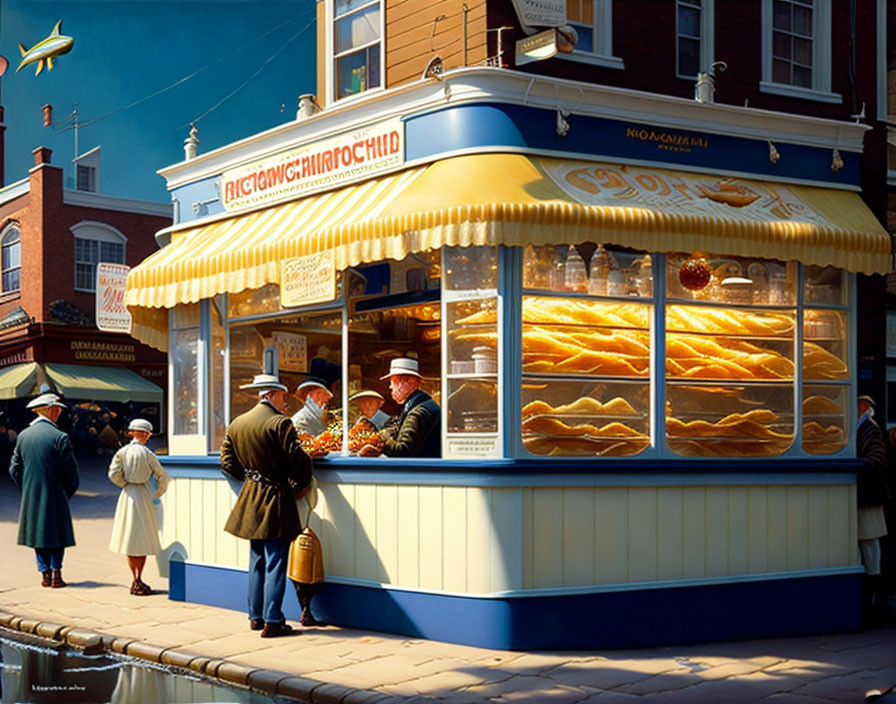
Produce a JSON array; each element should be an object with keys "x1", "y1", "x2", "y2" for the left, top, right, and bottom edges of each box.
[
  {"x1": 1, "y1": 226, "x2": 21, "y2": 294},
  {"x1": 333, "y1": 0, "x2": 381, "y2": 100},
  {"x1": 520, "y1": 244, "x2": 652, "y2": 457},
  {"x1": 209, "y1": 295, "x2": 227, "y2": 451},
  {"x1": 171, "y1": 303, "x2": 201, "y2": 435}
]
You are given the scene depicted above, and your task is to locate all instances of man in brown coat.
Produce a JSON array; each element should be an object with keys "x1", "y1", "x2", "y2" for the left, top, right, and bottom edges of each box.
[{"x1": 221, "y1": 374, "x2": 312, "y2": 638}]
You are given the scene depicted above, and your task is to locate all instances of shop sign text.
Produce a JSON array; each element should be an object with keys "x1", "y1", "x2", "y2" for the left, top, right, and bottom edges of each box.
[
  {"x1": 281, "y1": 251, "x2": 336, "y2": 308},
  {"x1": 272, "y1": 332, "x2": 307, "y2": 373},
  {"x1": 71, "y1": 340, "x2": 135, "y2": 363},
  {"x1": 626, "y1": 125, "x2": 709, "y2": 153},
  {"x1": 221, "y1": 117, "x2": 404, "y2": 211},
  {"x1": 510, "y1": 0, "x2": 565, "y2": 27}
]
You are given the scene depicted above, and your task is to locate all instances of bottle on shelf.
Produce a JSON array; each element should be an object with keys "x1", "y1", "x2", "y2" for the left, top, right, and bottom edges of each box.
[
  {"x1": 588, "y1": 244, "x2": 612, "y2": 295},
  {"x1": 564, "y1": 245, "x2": 587, "y2": 292},
  {"x1": 635, "y1": 254, "x2": 653, "y2": 297},
  {"x1": 549, "y1": 246, "x2": 566, "y2": 291},
  {"x1": 523, "y1": 244, "x2": 550, "y2": 289}
]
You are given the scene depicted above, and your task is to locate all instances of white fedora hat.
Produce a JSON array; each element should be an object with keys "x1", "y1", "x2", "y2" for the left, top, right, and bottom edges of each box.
[
  {"x1": 128, "y1": 418, "x2": 154, "y2": 433},
  {"x1": 349, "y1": 390, "x2": 385, "y2": 402},
  {"x1": 380, "y1": 357, "x2": 422, "y2": 379},
  {"x1": 26, "y1": 393, "x2": 66, "y2": 410},
  {"x1": 239, "y1": 373, "x2": 288, "y2": 392}
]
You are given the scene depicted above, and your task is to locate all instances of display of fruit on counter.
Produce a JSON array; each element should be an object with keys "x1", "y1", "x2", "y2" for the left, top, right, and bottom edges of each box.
[
  {"x1": 301, "y1": 428, "x2": 343, "y2": 456},
  {"x1": 348, "y1": 426, "x2": 384, "y2": 454}
]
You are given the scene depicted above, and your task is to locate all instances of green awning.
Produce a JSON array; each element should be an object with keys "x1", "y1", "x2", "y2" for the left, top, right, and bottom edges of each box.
[
  {"x1": 0, "y1": 362, "x2": 38, "y2": 400},
  {"x1": 44, "y1": 363, "x2": 163, "y2": 403}
]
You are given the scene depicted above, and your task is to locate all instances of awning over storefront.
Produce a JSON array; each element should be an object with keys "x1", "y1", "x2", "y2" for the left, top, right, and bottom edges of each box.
[
  {"x1": 0, "y1": 362, "x2": 38, "y2": 400},
  {"x1": 126, "y1": 153, "x2": 891, "y2": 347},
  {"x1": 44, "y1": 363, "x2": 163, "y2": 403}
]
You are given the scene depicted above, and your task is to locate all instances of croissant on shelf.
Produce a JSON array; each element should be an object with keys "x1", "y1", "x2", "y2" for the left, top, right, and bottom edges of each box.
[
  {"x1": 802, "y1": 421, "x2": 847, "y2": 455},
  {"x1": 665, "y1": 409, "x2": 793, "y2": 457}
]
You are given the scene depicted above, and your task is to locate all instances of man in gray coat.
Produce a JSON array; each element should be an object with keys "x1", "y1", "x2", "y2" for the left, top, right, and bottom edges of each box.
[
  {"x1": 221, "y1": 374, "x2": 313, "y2": 638},
  {"x1": 9, "y1": 393, "x2": 79, "y2": 588}
]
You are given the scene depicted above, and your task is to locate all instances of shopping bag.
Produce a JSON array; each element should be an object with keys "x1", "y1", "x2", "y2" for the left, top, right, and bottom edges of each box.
[{"x1": 287, "y1": 490, "x2": 324, "y2": 584}]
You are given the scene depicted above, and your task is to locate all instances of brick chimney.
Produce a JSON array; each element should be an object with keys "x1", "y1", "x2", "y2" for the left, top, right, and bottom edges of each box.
[{"x1": 28, "y1": 146, "x2": 63, "y2": 324}]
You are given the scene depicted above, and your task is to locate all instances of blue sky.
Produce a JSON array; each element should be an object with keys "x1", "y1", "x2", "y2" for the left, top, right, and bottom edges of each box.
[{"x1": 1, "y1": 1, "x2": 317, "y2": 203}]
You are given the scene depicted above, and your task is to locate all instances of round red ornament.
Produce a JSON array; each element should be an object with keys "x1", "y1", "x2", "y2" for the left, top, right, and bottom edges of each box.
[{"x1": 679, "y1": 257, "x2": 712, "y2": 291}]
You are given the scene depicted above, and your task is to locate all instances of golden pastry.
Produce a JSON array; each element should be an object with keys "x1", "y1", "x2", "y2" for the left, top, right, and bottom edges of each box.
[{"x1": 802, "y1": 395, "x2": 841, "y2": 415}]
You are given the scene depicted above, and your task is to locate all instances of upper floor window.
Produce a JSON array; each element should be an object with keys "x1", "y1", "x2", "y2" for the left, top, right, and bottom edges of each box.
[
  {"x1": 77, "y1": 164, "x2": 96, "y2": 192},
  {"x1": 1, "y1": 226, "x2": 21, "y2": 294},
  {"x1": 561, "y1": 0, "x2": 621, "y2": 69},
  {"x1": 71, "y1": 222, "x2": 126, "y2": 292},
  {"x1": 676, "y1": 0, "x2": 714, "y2": 78},
  {"x1": 333, "y1": 0, "x2": 381, "y2": 101},
  {"x1": 761, "y1": 0, "x2": 839, "y2": 102}
]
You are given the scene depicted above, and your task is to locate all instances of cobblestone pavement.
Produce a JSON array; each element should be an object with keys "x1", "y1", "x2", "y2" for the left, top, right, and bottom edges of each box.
[{"x1": 1, "y1": 455, "x2": 894, "y2": 703}]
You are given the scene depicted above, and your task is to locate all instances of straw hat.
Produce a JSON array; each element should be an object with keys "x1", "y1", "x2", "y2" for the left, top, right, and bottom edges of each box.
[
  {"x1": 380, "y1": 357, "x2": 422, "y2": 379},
  {"x1": 239, "y1": 373, "x2": 288, "y2": 392},
  {"x1": 349, "y1": 390, "x2": 385, "y2": 402},
  {"x1": 858, "y1": 395, "x2": 876, "y2": 408},
  {"x1": 128, "y1": 418, "x2": 154, "y2": 433},
  {"x1": 26, "y1": 393, "x2": 66, "y2": 410}
]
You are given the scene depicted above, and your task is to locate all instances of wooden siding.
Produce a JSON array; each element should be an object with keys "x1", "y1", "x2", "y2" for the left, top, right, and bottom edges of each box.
[
  {"x1": 159, "y1": 478, "x2": 858, "y2": 594},
  {"x1": 385, "y1": 0, "x2": 489, "y2": 89}
]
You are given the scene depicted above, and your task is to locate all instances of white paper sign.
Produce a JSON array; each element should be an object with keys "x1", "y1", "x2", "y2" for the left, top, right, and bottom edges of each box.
[
  {"x1": 272, "y1": 332, "x2": 307, "y2": 373},
  {"x1": 510, "y1": 0, "x2": 566, "y2": 27},
  {"x1": 281, "y1": 251, "x2": 336, "y2": 308},
  {"x1": 95, "y1": 263, "x2": 132, "y2": 333}
]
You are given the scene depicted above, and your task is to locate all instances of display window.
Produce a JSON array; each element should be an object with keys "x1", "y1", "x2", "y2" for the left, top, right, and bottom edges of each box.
[
  {"x1": 193, "y1": 244, "x2": 853, "y2": 461},
  {"x1": 520, "y1": 244, "x2": 652, "y2": 457},
  {"x1": 171, "y1": 302, "x2": 201, "y2": 435}
]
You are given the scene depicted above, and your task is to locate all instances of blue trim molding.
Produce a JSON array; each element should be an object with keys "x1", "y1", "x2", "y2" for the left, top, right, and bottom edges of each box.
[
  {"x1": 404, "y1": 103, "x2": 861, "y2": 186},
  {"x1": 169, "y1": 561, "x2": 861, "y2": 650}
]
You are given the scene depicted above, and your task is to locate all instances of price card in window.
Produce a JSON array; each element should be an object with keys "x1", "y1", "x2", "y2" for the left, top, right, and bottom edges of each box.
[
  {"x1": 281, "y1": 251, "x2": 335, "y2": 308},
  {"x1": 445, "y1": 435, "x2": 501, "y2": 459}
]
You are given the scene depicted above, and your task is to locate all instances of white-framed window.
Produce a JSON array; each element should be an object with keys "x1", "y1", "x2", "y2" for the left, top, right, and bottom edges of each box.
[
  {"x1": 76, "y1": 164, "x2": 96, "y2": 192},
  {"x1": 71, "y1": 222, "x2": 126, "y2": 292},
  {"x1": 676, "y1": 0, "x2": 714, "y2": 78},
  {"x1": 1, "y1": 225, "x2": 21, "y2": 294},
  {"x1": 761, "y1": 0, "x2": 840, "y2": 103},
  {"x1": 331, "y1": 0, "x2": 382, "y2": 101},
  {"x1": 560, "y1": 0, "x2": 623, "y2": 69}
]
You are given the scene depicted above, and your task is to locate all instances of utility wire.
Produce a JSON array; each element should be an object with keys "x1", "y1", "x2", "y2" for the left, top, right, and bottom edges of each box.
[
  {"x1": 57, "y1": 7, "x2": 313, "y2": 133},
  {"x1": 126, "y1": 14, "x2": 315, "y2": 153}
]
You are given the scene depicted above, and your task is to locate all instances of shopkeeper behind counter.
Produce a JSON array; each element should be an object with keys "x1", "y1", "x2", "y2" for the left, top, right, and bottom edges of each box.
[
  {"x1": 358, "y1": 357, "x2": 441, "y2": 458},
  {"x1": 349, "y1": 390, "x2": 392, "y2": 431},
  {"x1": 291, "y1": 378, "x2": 333, "y2": 440}
]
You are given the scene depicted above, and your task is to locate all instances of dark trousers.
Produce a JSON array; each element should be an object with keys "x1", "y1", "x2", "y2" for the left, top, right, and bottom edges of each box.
[
  {"x1": 34, "y1": 548, "x2": 64, "y2": 572},
  {"x1": 248, "y1": 538, "x2": 289, "y2": 624}
]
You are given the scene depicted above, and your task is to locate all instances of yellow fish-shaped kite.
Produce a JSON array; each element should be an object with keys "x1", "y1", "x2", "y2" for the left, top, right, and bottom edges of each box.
[{"x1": 16, "y1": 20, "x2": 74, "y2": 76}]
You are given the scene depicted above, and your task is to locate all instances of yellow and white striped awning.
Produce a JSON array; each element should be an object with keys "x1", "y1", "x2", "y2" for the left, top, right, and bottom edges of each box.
[{"x1": 127, "y1": 153, "x2": 891, "y2": 349}]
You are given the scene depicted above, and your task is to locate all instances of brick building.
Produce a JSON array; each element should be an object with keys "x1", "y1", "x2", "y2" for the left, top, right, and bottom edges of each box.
[{"x1": 0, "y1": 139, "x2": 170, "y2": 441}]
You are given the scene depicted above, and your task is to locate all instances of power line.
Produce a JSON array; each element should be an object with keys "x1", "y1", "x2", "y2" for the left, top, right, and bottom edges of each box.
[
  {"x1": 58, "y1": 7, "x2": 313, "y2": 134},
  {"x1": 126, "y1": 14, "x2": 315, "y2": 153}
]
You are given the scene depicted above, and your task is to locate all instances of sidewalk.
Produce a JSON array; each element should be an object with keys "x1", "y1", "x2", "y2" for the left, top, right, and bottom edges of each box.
[{"x1": 1, "y1": 455, "x2": 895, "y2": 703}]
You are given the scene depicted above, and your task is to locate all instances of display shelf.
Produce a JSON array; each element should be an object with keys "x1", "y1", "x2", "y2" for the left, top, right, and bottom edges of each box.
[
  {"x1": 522, "y1": 372, "x2": 650, "y2": 381},
  {"x1": 447, "y1": 373, "x2": 498, "y2": 380}
]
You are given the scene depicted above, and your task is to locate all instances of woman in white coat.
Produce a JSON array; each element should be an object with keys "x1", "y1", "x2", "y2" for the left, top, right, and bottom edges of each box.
[{"x1": 108, "y1": 418, "x2": 170, "y2": 595}]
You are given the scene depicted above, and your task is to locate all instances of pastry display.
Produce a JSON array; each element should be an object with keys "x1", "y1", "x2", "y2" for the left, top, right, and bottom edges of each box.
[
  {"x1": 666, "y1": 409, "x2": 793, "y2": 457},
  {"x1": 803, "y1": 342, "x2": 848, "y2": 379},
  {"x1": 802, "y1": 395, "x2": 842, "y2": 415},
  {"x1": 667, "y1": 305, "x2": 793, "y2": 336},
  {"x1": 802, "y1": 421, "x2": 848, "y2": 455}
]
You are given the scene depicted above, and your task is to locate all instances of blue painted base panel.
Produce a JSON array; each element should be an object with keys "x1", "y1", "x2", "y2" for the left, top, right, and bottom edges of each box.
[{"x1": 169, "y1": 561, "x2": 861, "y2": 650}]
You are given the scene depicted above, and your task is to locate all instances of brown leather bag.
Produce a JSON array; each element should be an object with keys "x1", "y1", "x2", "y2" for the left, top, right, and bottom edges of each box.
[{"x1": 287, "y1": 491, "x2": 324, "y2": 584}]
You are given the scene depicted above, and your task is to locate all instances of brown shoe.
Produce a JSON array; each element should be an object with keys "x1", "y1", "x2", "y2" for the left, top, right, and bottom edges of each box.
[
  {"x1": 50, "y1": 569, "x2": 66, "y2": 588},
  {"x1": 41, "y1": 570, "x2": 52, "y2": 587},
  {"x1": 260, "y1": 621, "x2": 295, "y2": 638},
  {"x1": 249, "y1": 618, "x2": 264, "y2": 631},
  {"x1": 300, "y1": 612, "x2": 326, "y2": 627}
]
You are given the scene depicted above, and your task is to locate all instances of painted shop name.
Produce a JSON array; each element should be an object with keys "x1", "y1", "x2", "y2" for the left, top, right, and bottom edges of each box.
[
  {"x1": 626, "y1": 126, "x2": 709, "y2": 152},
  {"x1": 70, "y1": 340, "x2": 135, "y2": 363},
  {"x1": 221, "y1": 117, "x2": 405, "y2": 211}
]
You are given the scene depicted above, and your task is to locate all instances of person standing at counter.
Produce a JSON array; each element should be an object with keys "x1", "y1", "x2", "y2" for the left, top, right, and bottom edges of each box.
[
  {"x1": 359, "y1": 357, "x2": 440, "y2": 458},
  {"x1": 9, "y1": 393, "x2": 79, "y2": 589},
  {"x1": 349, "y1": 390, "x2": 392, "y2": 431},
  {"x1": 856, "y1": 395, "x2": 893, "y2": 625},
  {"x1": 291, "y1": 378, "x2": 333, "y2": 439},
  {"x1": 221, "y1": 373, "x2": 313, "y2": 638}
]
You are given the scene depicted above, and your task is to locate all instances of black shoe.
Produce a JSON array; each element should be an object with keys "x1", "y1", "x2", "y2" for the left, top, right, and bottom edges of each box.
[
  {"x1": 249, "y1": 618, "x2": 264, "y2": 631},
  {"x1": 260, "y1": 621, "x2": 295, "y2": 638}
]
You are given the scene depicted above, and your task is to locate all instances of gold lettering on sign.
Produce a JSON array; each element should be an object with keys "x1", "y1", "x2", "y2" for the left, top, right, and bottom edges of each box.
[{"x1": 625, "y1": 125, "x2": 709, "y2": 153}]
